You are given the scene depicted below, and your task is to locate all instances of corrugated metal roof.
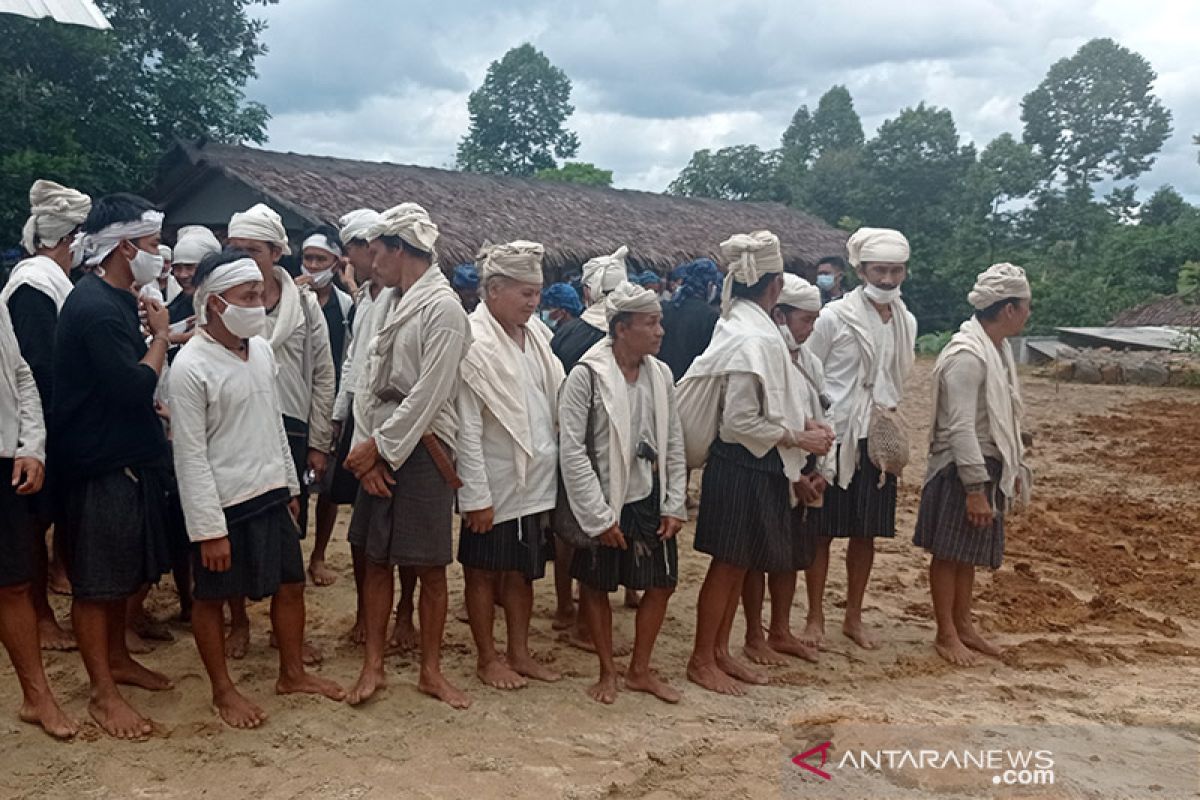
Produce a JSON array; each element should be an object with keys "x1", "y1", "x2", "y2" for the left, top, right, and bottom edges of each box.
[
  {"x1": 0, "y1": 0, "x2": 110, "y2": 29},
  {"x1": 1055, "y1": 326, "x2": 1188, "y2": 351}
]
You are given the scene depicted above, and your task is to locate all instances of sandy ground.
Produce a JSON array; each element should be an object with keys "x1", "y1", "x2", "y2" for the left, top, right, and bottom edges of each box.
[{"x1": 2, "y1": 360, "x2": 1198, "y2": 799}]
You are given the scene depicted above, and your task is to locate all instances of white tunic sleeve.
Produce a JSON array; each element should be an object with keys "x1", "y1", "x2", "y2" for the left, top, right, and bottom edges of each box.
[
  {"x1": 169, "y1": 360, "x2": 228, "y2": 543},
  {"x1": 558, "y1": 366, "x2": 617, "y2": 537},
  {"x1": 455, "y1": 383, "x2": 493, "y2": 513}
]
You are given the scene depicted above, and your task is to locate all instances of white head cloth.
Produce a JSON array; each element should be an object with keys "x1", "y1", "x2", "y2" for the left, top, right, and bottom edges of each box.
[
  {"x1": 173, "y1": 225, "x2": 221, "y2": 265},
  {"x1": 604, "y1": 281, "x2": 661, "y2": 324},
  {"x1": 158, "y1": 245, "x2": 173, "y2": 263},
  {"x1": 193, "y1": 257, "x2": 264, "y2": 324},
  {"x1": 82, "y1": 209, "x2": 164, "y2": 267},
  {"x1": 338, "y1": 208, "x2": 381, "y2": 245},
  {"x1": 302, "y1": 233, "x2": 342, "y2": 257},
  {"x1": 582, "y1": 246, "x2": 629, "y2": 304},
  {"x1": 777, "y1": 273, "x2": 821, "y2": 312},
  {"x1": 228, "y1": 203, "x2": 291, "y2": 255},
  {"x1": 968, "y1": 262, "x2": 1031, "y2": 310},
  {"x1": 364, "y1": 203, "x2": 439, "y2": 252},
  {"x1": 21, "y1": 179, "x2": 91, "y2": 254},
  {"x1": 718, "y1": 230, "x2": 784, "y2": 316},
  {"x1": 846, "y1": 227, "x2": 910, "y2": 268},
  {"x1": 479, "y1": 240, "x2": 544, "y2": 284}
]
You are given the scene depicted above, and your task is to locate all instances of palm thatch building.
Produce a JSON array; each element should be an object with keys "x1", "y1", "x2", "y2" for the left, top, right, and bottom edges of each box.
[{"x1": 150, "y1": 140, "x2": 847, "y2": 278}]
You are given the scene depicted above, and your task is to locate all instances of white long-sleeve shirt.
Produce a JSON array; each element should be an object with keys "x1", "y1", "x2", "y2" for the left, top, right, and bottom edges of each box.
[
  {"x1": 169, "y1": 331, "x2": 300, "y2": 542},
  {"x1": 456, "y1": 345, "x2": 558, "y2": 523},
  {"x1": 0, "y1": 303, "x2": 44, "y2": 462},
  {"x1": 264, "y1": 270, "x2": 336, "y2": 453},
  {"x1": 332, "y1": 283, "x2": 388, "y2": 423}
]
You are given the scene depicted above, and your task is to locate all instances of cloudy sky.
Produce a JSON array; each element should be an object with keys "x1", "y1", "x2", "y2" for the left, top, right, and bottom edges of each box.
[{"x1": 247, "y1": 0, "x2": 1200, "y2": 200}]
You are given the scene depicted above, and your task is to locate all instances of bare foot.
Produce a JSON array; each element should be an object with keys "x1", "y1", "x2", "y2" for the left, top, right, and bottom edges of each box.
[
  {"x1": 88, "y1": 693, "x2": 152, "y2": 740},
  {"x1": 686, "y1": 661, "x2": 744, "y2": 696},
  {"x1": 20, "y1": 693, "x2": 77, "y2": 739},
  {"x1": 507, "y1": 653, "x2": 561, "y2": 683},
  {"x1": 212, "y1": 686, "x2": 267, "y2": 729},
  {"x1": 225, "y1": 624, "x2": 250, "y2": 659},
  {"x1": 935, "y1": 634, "x2": 981, "y2": 667},
  {"x1": 564, "y1": 629, "x2": 632, "y2": 657},
  {"x1": 347, "y1": 664, "x2": 387, "y2": 706},
  {"x1": 110, "y1": 657, "x2": 173, "y2": 691},
  {"x1": 276, "y1": 671, "x2": 346, "y2": 701},
  {"x1": 767, "y1": 631, "x2": 820, "y2": 663},
  {"x1": 716, "y1": 652, "x2": 769, "y2": 685},
  {"x1": 38, "y1": 617, "x2": 76, "y2": 651},
  {"x1": 307, "y1": 559, "x2": 338, "y2": 587},
  {"x1": 125, "y1": 628, "x2": 152, "y2": 655},
  {"x1": 346, "y1": 617, "x2": 365, "y2": 645},
  {"x1": 623, "y1": 588, "x2": 641, "y2": 609},
  {"x1": 269, "y1": 631, "x2": 322, "y2": 665},
  {"x1": 551, "y1": 606, "x2": 575, "y2": 631},
  {"x1": 625, "y1": 670, "x2": 680, "y2": 703},
  {"x1": 48, "y1": 562, "x2": 71, "y2": 595},
  {"x1": 842, "y1": 620, "x2": 879, "y2": 650},
  {"x1": 800, "y1": 617, "x2": 825, "y2": 650},
  {"x1": 477, "y1": 659, "x2": 527, "y2": 690},
  {"x1": 742, "y1": 638, "x2": 788, "y2": 667},
  {"x1": 957, "y1": 628, "x2": 1003, "y2": 659},
  {"x1": 388, "y1": 614, "x2": 419, "y2": 652},
  {"x1": 418, "y1": 668, "x2": 471, "y2": 710},
  {"x1": 586, "y1": 673, "x2": 619, "y2": 704}
]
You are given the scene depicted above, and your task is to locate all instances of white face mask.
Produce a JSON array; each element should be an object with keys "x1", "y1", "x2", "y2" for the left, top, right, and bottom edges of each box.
[
  {"x1": 863, "y1": 283, "x2": 901, "y2": 304},
  {"x1": 302, "y1": 267, "x2": 334, "y2": 289},
  {"x1": 218, "y1": 296, "x2": 266, "y2": 339},
  {"x1": 130, "y1": 246, "x2": 164, "y2": 287}
]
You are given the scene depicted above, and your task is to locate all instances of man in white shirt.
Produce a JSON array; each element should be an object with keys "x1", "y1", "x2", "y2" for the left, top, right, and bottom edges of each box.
[
  {"x1": 225, "y1": 203, "x2": 336, "y2": 660},
  {"x1": 803, "y1": 227, "x2": 917, "y2": 651},
  {"x1": 170, "y1": 251, "x2": 345, "y2": 729},
  {"x1": 457, "y1": 241, "x2": 563, "y2": 690}
]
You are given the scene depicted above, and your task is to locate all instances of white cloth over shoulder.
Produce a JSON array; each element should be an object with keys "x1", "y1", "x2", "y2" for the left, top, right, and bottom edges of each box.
[
  {"x1": 21, "y1": 179, "x2": 91, "y2": 254},
  {"x1": 0, "y1": 301, "x2": 45, "y2": 462},
  {"x1": 0, "y1": 254, "x2": 74, "y2": 310},
  {"x1": 228, "y1": 203, "x2": 291, "y2": 255},
  {"x1": 333, "y1": 282, "x2": 390, "y2": 423}
]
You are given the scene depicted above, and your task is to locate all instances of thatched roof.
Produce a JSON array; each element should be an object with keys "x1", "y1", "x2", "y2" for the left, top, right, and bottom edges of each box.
[
  {"x1": 1110, "y1": 294, "x2": 1200, "y2": 327},
  {"x1": 151, "y1": 140, "x2": 847, "y2": 274}
]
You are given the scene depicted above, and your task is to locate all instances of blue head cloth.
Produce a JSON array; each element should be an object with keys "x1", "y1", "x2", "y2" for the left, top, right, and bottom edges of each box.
[
  {"x1": 632, "y1": 270, "x2": 662, "y2": 287},
  {"x1": 672, "y1": 258, "x2": 722, "y2": 306},
  {"x1": 541, "y1": 282, "x2": 583, "y2": 316},
  {"x1": 451, "y1": 263, "x2": 479, "y2": 290}
]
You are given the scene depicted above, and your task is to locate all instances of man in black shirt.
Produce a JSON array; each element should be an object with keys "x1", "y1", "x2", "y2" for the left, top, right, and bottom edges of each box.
[
  {"x1": 54, "y1": 193, "x2": 175, "y2": 740},
  {"x1": 658, "y1": 258, "x2": 722, "y2": 381}
]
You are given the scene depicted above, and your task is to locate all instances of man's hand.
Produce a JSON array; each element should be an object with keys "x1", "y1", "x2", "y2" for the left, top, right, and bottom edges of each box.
[
  {"x1": 201, "y1": 537, "x2": 232, "y2": 572},
  {"x1": 811, "y1": 475, "x2": 828, "y2": 495},
  {"x1": 294, "y1": 273, "x2": 313, "y2": 288},
  {"x1": 794, "y1": 475, "x2": 821, "y2": 505},
  {"x1": 11, "y1": 457, "x2": 44, "y2": 496},
  {"x1": 789, "y1": 428, "x2": 835, "y2": 456},
  {"x1": 464, "y1": 507, "x2": 495, "y2": 534},
  {"x1": 155, "y1": 400, "x2": 171, "y2": 423},
  {"x1": 805, "y1": 419, "x2": 834, "y2": 436},
  {"x1": 141, "y1": 297, "x2": 170, "y2": 338},
  {"x1": 598, "y1": 525, "x2": 627, "y2": 550},
  {"x1": 965, "y1": 490, "x2": 994, "y2": 529},
  {"x1": 331, "y1": 420, "x2": 344, "y2": 446},
  {"x1": 288, "y1": 498, "x2": 300, "y2": 522},
  {"x1": 361, "y1": 462, "x2": 396, "y2": 498},
  {"x1": 344, "y1": 437, "x2": 381, "y2": 478},
  {"x1": 657, "y1": 516, "x2": 684, "y2": 541},
  {"x1": 306, "y1": 448, "x2": 328, "y2": 483}
]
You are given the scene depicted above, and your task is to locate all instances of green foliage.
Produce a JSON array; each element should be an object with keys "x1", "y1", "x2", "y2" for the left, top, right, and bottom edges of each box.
[
  {"x1": 916, "y1": 331, "x2": 954, "y2": 355},
  {"x1": 535, "y1": 161, "x2": 613, "y2": 187},
  {"x1": 810, "y1": 85, "x2": 864, "y2": 157},
  {"x1": 456, "y1": 44, "x2": 580, "y2": 176},
  {"x1": 1179, "y1": 261, "x2": 1200, "y2": 300},
  {"x1": 667, "y1": 145, "x2": 782, "y2": 201},
  {"x1": 1141, "y1": 186, "x2": 1188, "y2": 226},
  {"x1": 0, "y1": 0, "x2": 273, "y2": 244}
]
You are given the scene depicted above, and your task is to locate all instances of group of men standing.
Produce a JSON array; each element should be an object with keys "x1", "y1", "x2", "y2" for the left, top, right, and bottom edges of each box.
[{"x1": 0, "y1": 177, "x2": 1034, "y2": 739}]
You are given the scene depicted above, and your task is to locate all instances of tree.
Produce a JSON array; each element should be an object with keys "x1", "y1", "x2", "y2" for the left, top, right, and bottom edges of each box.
[
  {"x1": 456, "y1": 44, "x2": 580, "y2": 176},
  {"x1": 535, "y1": 162, "x2": 612, "y2": 187},
  {"x1": 1021, "y1": 38, "x2": 1172, "y2": 187},
  {"x1": 810, "y1": 85, "x2": 864, "y2": 157},
  {"x1": 0, "y1": 0, "x2": 272, "y2": 243},
  {"x1": 667, "y1": 145, "x2": 781, "y2": 201},
  {"x1": 1140, "y1": 186, "x2": 1189, "y2": 227}
]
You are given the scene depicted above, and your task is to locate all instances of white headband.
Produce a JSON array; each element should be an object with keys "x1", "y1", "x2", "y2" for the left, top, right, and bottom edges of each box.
[
  {"x1": 228, "y1": 203, "x2": 291, "y2": 255},
  {"x1": 83, "y1": 210, "x2": 164, "y2": 267},
  {"x1": 968, "y1": 262, "x2": 1031, "y2": 310},
  {"x1": 302, "y1": 233, "x2": 342, "y2": 257},
  {"x1": 365, "y1": 203, "x2": 439, "y2": 252},
  {"x1": 847, "y1": 227, "x2": 910, "y2": 268},
  {"x1": 582, "y1": 245, "x2": 629, "y2": 304},
  {"x1": 604, "y1": 280, "x2": 661, "y2": 323},
  {"x1": 338, "y1": 209, "x2": 381, "y2": 244},
  {"x1": 719, "y1": 230, "x2": 784, "y2": 316},
  {"x1": 479, "y1": 240, "x2": 544, "y2": 284},
  {"x1": 193, "y1": 257, "x2": 264, "y2": 324}
]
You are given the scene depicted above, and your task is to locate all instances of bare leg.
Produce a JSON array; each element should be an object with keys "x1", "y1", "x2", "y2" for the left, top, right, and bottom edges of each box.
[
  {"x1": 170, "y1": 541, "x2": 192, "y2": 624},
  {"x1": 0, "y1": 584, "x2": 76, "y2": 738},
  {"x1": 47, "y1": 527, "x2": 71, "y2": 595},
  {"x1": 843, "y1": 537, "x2": 878, "y2": 649},
  {"x1": 74, "y1": 598, "x2": 152, "y2": 739},
  {"x1": 623, "y1": 588, "x2": 641, "y2": 609},
  {"x1": 225, "y1": 596, "x2": 250, "y2": 658},
  {"x1": 347, "y1": 543, "x2": 366, "y2": 643},
  {"x1": 930, "y1": 558, "x2": 978, "y2": 666},
  {"x1": 715, "y1": 572, "x2": 768, "y2": 685},
  {"x1": 414, "y1": 566, "x2": 471, "y2": 709},
  {"x1": 124, "y1": 587, "x2": 153, "y2": 654},
  {"x1": 801, "y1": 536, "x2": 831, "y2": 648},
  {"x1": 952, "y1": 564, "x2": 1002, "y2": 658},
  {"x1": 108, "y1": 594, "x2": 172, "y2": 691},
  {"x1": 347, "y1": 561, "x2": 392, "y2": 705},
  {"x1": 501, "y1": 571, "x2": 559, "y2": 682},
  {"x1": 687, "y1": 559, "x2": 748, "y2": 695},
  {"x1": 552, "y1": 539, "x2": 575, "y2": 630},
  {"x1": 624, "y1": 587, "x2": 679, "y2": 703},
  {"x1": 464, "y1": 567, "x2": 525, "y2": 690},
  {"x1": 741, "y1": 571, "x2": 786, "y2": 666},
  {"x1": 192, "y1": 598, "x2": 266, "y2": 728},
  {"x1": 766, "y1": 571, "x2": 819, "y2": 662},
  {"x1": 308, "y1": 495, "x2": 339, "y2": 587},
  {"x1": 578, "y1": 585, "x2": 618, "y2": 704},
  {"x1": 30, "y1": 523, "x2": 74, "y2": 651},
  {"x1": 273, "y1": 583, "x2": 345, "y2": 699},
  {"x1": 388, "y1": 567, "x2": 419, "y2": 651}
]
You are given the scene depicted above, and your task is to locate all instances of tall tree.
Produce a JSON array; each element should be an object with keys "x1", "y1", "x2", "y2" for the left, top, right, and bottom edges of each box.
[
  {"x1": 1140, "y1": 185, "x2": 1189, "y2": 227},
  {"x1": 810, "y1": 85, "x2": 864, "y2": 157},
  {"x1": 667, "y1": 145, "x2": 781, "y2": 202},
  {"x1": 456, "y1": 44, "x2": 580, "y2": 176},
  {"x1": 0, "y1": 0, "x2": 272, "y2": 244},
  {"x1": 1021, "y1": 38, "x2": 1172, "y2": 187}
]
